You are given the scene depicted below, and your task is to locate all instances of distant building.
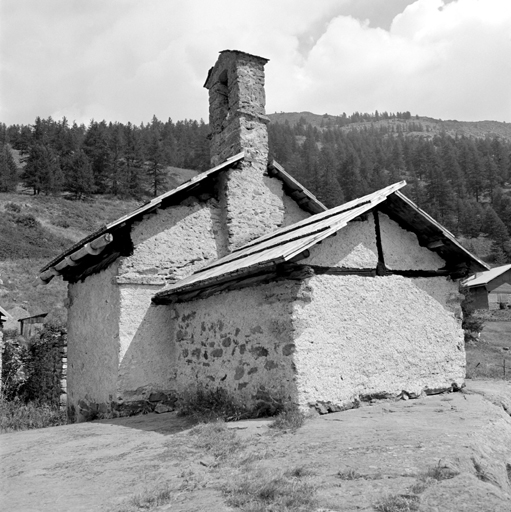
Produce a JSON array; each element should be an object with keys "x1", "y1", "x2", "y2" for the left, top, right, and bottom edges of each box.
[
  {"x1": 19, "y1": 313, "x2": 48, "y2": 338},
  {"x1": 462, "y1": 264, "x2": 511, "y2": 309}
]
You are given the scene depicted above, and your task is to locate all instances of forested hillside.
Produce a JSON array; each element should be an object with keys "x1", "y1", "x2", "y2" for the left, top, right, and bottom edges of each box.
[
  {"x1": 0, "y1": 116, "x2": 208, "y2": 199},
  {"x1": 1, "y1": 111, "x2": 511, "y2": 272}
]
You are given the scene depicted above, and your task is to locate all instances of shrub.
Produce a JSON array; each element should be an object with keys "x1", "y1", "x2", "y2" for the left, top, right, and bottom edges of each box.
[
  {"x1": 1, "y1": 323, "x2": 66, "y2": 405},
  {"x1": 1, "y1": 332, "x2": 30, "y2": 400},
  {"x1": 269, "y1": 404, "x2": 305, "y2": 431},
  {"x1": 0, "y1": 398, "x2": 67, "y2": 433},
  {"x1": 23, "y1": 323, "x2": 67, "y2": 406},
  {"x1": 461, "y1": 290, "x2": 484, "y2": 342},
  {"x1": 177, "y1": 387, "x2": 252, "y2": 422},
  {"x1": 13, "y1": 213, "x2": 40, "y2": 229},
  {"x1": 177, "y1": 386, "x2": 290, "y2": 423},
  {"x1": 4, "y1": 202, "x2": 21, "y2": 213}
]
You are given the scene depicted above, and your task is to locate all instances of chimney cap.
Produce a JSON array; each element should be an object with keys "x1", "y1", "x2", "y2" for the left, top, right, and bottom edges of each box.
[{"x1": 204, "y1": 49, "x2": 269, "y2": 89}]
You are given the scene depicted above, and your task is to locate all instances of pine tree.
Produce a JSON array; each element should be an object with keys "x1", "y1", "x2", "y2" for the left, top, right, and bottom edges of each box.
[
  {"x1": 123, "y1": 123, "x2": 144, "y2": 198},
  {"x1": 481, "y1": 205, "x2": 509, "y2": 249},
  {"x1": 65, "y1": 150, "x2": 94, "y2": 199},
  {"x1": 82, "y1": 121, "x2": 110, "y2": 193},
  {"x1": 145, "y1": 120, "x2": 168, "y2": 197},
  {"x1": 0, "y1": 143, "x2": 18, "y2": 192}
]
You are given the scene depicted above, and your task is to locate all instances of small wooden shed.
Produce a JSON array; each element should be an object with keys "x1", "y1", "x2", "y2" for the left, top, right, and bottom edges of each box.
[
  {"x1": 19, "y1": 313, "x2": 48, "y2": 338},
  {"x1": 462, "y1": 264, "x2": 511, "y2": 310}
]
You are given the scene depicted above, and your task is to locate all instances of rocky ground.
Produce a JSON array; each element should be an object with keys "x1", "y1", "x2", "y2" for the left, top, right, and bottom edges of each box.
[{"x1": 1, "y1": 379, "x2": 511, "y2": 512}]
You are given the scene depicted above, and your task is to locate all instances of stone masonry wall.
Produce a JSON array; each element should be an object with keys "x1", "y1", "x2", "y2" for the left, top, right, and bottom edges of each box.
[
  {"x1": 171, "y1": 281, "x2": 306, "y2": 407},
  {"x1": 292, "y1": 274, "x2": 465, "y2": 410}
]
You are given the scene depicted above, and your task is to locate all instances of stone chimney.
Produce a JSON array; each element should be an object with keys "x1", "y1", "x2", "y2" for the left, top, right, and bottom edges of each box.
[{"x1": 205, "y1": 50, "x2": 285, "y2": 252}]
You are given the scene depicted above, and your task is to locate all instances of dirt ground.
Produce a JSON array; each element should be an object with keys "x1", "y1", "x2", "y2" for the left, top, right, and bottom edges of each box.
[{"x1": 2, "y1": 380, "x2": 511, "y2": 512}]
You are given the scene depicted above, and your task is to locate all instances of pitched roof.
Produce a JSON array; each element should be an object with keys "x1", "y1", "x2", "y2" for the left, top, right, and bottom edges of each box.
[
  {"x1": 462, "y1": 264, "x2": 511, "y2": 288},
  {"x1": 38, "y1": 153, "x2": 326, "y2": 284},
  {"x1": 153, "y1": 181, "x2": 488, "y2": 304}
]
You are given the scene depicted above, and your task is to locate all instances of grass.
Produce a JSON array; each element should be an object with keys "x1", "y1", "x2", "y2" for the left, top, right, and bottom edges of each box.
[
  {"x1": 336, "y1": 468, "x2": 365, "y2": 480},
  {"x1": 176, "y1": 386, "x2": 301, "y2": 426},
  {"x1": 126, "y1": 484, "x2": 175, "y2": 510},
  {"x1": 0, "y1": 397, "x2": 68, "y2": 433},
  {"x1": 224, "y1": 466, "x2": 317, "y2": 512},
  {"x1": 113, "y1": 421, "x2": 316, "y2": 512},
  {"x1": 269, "y1": 405, "x2": 306, "y2": 431},
  {"x1": 374, "y1": 494, "x2": 420, "y2": 512},
  {"x1": 188, "y1": 422, "x2": 249, "y2": 461},
  {"x1": 465, "y1": 321, "x2": 511, "y2": 380},
  {"x1": 176, "y1": 387, "x2": 254, "y2": 423},
  {"x1": 374, "y1": 461, "x2": 459, "y2": 512}
]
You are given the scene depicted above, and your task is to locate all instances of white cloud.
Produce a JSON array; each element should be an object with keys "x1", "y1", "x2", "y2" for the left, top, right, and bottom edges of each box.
[
  {"x1": 1, "y1": 0, "x2": 510, "y2": 125},
  {"x1": 278, "y1": 0, "x2": 511, "y2": 121}
]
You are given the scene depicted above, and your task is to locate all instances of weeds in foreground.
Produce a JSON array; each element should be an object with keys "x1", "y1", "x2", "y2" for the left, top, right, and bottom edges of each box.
[
  {"x1": 224, "y1": 466, "x2": 317, "y2": 512},
  {"x1": 189, "y1": 422, "x2": 248, "y2": 460},
  {"x1": 176, "y1": 387, "x2": 254, "y2": 423},
  {"x1": 127, "y1": 483, "x2": 174, "y2": 510},
  {"x1": 374, "y1": 461, "x2": 459, "y2": 512},
  {"x1": 269, "y1": 405, "x2": 305, "y2": 431},
  {"x1": 337, "y1": 468, "x2": 364, "y2": 480},
  {"x1": 176, "y1": 386, "x2": 306, "y2": 430},
  {"x1": 374, "y1": 494, "x2": 420, "y2": 512},
  {"x1": 0, "y1": 398, "x2": 67, "y2": 433}
]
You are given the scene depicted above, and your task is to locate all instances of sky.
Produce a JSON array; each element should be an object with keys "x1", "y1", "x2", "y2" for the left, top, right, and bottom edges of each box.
[{"x1": 1, "y1": 0, "x2": 510, "y2": 126}]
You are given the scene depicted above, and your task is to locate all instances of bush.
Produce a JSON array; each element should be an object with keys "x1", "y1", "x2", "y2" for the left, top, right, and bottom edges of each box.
[
  {"x1": 1, "y1": 332, "x2": 30, "y2": 400},
  {"x1": 1, "y1": 323, "x2": 66, "y2": 405},
  {"x1": 269, "y1": 404, "x2": 305, "y2": 431},
  {"x1": 4, "y1": 202, "x2": 21, "y2": 213},
  {"x1": 177, "y1": 387, "x2": 252, "y2": 422},
  {"x1": 461, "y1": 290, "x2": 484, "y2": 342},
  {"x1": 176, "y1": 386, "x2": 291, "y2": 423},
  {"x1": 14, "y1": 213, "x2": 40, "y2": 228},
  {"x1": 0, "y1": 398, "x2": 67, "y2": 433}
]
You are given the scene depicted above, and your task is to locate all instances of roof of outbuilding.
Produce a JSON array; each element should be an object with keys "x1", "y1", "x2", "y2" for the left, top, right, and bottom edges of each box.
[
  {"x1": 38, "y1": 153, "x2": 326, "y2": 284},
  {"x1": 153, "y1": 181, "x2": 488, "y2": 304},
  {"x1": 462, "y1": 264, "x2": 511, "y2": 288}
]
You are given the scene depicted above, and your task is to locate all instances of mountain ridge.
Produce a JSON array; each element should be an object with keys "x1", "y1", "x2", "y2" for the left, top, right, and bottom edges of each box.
[{"x1": 268, "y1": 112, "x2": 511, "y2": 141}]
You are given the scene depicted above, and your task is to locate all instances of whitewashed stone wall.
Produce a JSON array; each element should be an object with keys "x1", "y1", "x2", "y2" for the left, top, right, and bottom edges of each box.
[
  {"x1": 117, "y1": 200, "x2": 223, "y2": 283},
  {"x1": 292, "y1": 274, "x2": 465, "y2": 409},
  {"x1": 66, "y1": 263, "x2": 120, "y2": 421},
  {"x1": 306, "y1": 215, "x2": 378, "y2": 267},
  {"x1": 379, "y1": 213, "x2": 445, "y2": 270}
]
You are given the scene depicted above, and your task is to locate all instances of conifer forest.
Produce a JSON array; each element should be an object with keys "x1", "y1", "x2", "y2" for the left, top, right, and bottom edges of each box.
[{"x1": 1, "y1": 112, "x2": 511, "y2": 263}]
